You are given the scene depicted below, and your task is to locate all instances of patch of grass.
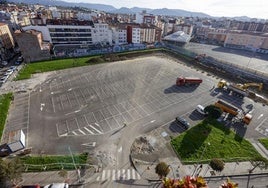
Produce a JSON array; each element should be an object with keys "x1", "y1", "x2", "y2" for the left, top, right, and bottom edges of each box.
[
  {"x1": 171, "y1": 118, "x2": 261, "y2": 164},
  {"x1": 16, "y1": 49, "x2": 165, "y2": 80},
  {"x1": 16, "y1": 56, "x2": 102, "y2": 80},
  {"x1": 0, "y1": 93, "x2": 13, "y2": 139},
  {"x1": 21, "y1": 153, "x2": 89, "y2": 172},
  {"x1": 259, "y1": 138, "x2": 268, "y2": 150}
]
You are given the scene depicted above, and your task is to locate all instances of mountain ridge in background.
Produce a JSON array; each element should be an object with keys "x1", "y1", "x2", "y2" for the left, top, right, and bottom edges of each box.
[{"x1": 8, "y1": 0, "x2": 254, "y2": 20}]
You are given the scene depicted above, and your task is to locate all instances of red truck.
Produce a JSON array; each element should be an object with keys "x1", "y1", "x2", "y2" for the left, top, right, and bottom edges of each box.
[{"x1": 176, "y1": 77, "x2": 203, "y2": 86}]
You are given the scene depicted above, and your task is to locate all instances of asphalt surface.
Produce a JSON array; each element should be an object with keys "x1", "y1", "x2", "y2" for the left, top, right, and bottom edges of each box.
[
  {"x1": 185, "y1": 43, "x2": 268, "y2": 75},
  {"x1": 2, "y1": 54, "x2": 268, "y2": 187}
]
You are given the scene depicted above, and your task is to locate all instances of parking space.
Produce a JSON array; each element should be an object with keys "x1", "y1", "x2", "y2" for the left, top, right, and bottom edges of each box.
[
  {"x1": 25, "y1": 57, "x2": 215, "y2": 140},
  {"x1": 3, "y1": 55, "x2": 267, "y2": 155},
  {"x1": 1, "y1": 93, "x2": 30, "y2": 144}
]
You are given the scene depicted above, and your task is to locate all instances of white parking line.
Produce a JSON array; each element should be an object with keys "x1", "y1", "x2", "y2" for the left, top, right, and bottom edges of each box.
[
  {"x1": 112, "y1": 170, "x2": 116, "y2": 180},
  {"x1": 83, "y1": 127, "x2": 94, "y2": 134},
  {"x1": 127, "y1": 169, "x2": 130, "y2": 180},
  {"x1": 72, "y1": 131, "x2": 78, "y2": 135},
  {"x1": 117, "y1": 169, "x2": 121, "y2": 180},
  {"x1": 132, "y1": 169, "x2": 136, "y2": 179},
  {"x1": 78, "y1": 129, "x2": 86, "y2": 135}
]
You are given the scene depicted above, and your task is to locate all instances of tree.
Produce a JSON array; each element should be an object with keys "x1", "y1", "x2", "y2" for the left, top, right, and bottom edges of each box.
[
  {"x1": 210, "y1": 158, "x2": 225, "y2": 172},
  {"x1": 155, "y1": 162, "x2": 170, "y2": 179},
  {"x1": 0, "y1": 157, "x2": 24, "y2": 187},
  {"x1": 204, "y1": 105, "x2": 222, "y2": 119},
  {"x1": 249, "y1": 156, "x2": 268, "y2": 173},
  {"x1": 58, "y1": 169, "x2": 69, "y2": 183}
]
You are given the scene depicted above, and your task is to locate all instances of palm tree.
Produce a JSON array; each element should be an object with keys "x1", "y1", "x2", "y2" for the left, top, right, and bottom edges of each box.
[{"x1": 155, "y1": 162, "x2": 170, "y2": 179}]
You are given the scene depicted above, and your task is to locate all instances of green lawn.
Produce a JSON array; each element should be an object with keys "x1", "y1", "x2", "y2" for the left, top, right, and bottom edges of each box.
[
  {"x1": 259, "y1": 138, "x2": 268, "y2": 150},
  {"x1": 171, "y1": 118, "x2": 261, "y2": 164},
  {"x1": 0, "y1": 93, "x2": 13, "y2": 139},
  {"x1": 16, "y1": 49, "x2": 164, "y2": 80},
  {"x1": 16, "y1": 56, "x2": 102, "y2": 80},
  {"x1": 21, "y1": 153, "x2": 89, "y2": 172}
]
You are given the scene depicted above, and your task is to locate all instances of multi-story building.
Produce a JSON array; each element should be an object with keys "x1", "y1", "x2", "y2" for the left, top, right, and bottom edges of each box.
[
  {"x1": 111, "y1": 25, "x2": 127, "y2": 45},
  {"x1": 45, "y1": 19, "x2": 95, "y2": 47},
  {"x1": 174, "y1": 24, "x2": 193, "y2": 36},
  {"x1": 14, "y1": 29, "x2": 51, "y2": 62},
  {"x1": 224, "y1": 31, "x2": 268, "y2": 53},
  {"x1": 140, "y1": 24, "x2": 156, "y2": 44},
  {"x1": 92, "y1": 23, "x2": 113, "y2": 46},
  {"x1": 0, "y1": 22, "x2": 15, "y2": 61},
  {"x1": 127, "y1": 25, "x2": 141, "y2": 44},
  {"x1": 207, "y1": 28, "x2": 228, "y2": 44}
]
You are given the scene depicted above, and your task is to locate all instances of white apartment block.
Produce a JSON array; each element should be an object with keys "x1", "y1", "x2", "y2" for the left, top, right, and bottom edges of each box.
[
  {"x1": 92, "y1": 23, "x2": 112, "y2": 45},
  {"x1": 111, "y1": 26, "x2": 127, "y2": 45},
  {"x1": 132, "y1": 27, "x2": 140, "y2": 44}
]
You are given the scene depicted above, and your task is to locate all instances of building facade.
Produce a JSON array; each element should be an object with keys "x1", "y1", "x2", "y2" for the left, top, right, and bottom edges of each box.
[
  {"x1": 224, "y1": 31, "x2": 268, "y2": 53},
  {"x1": 14, "y1": 29, "x2": 51, "y2": 62},
  {"x1": 0, "y1": 22, "x2": 15, "y2": 61}
]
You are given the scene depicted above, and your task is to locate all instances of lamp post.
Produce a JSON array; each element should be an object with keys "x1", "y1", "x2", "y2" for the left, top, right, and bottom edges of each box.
[{"x1": 193, "y1": 142, "x2": 210, "y2": 176}]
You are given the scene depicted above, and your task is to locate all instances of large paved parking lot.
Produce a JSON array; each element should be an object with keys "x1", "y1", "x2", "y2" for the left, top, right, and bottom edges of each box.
[{"x1": 3, "y1": 55, "x2": 268, "y2": 155}]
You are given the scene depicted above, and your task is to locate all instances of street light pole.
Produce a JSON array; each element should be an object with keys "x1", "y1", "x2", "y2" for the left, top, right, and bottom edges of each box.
[{"x1": 193, "y1": 142, "x2": 210, "y2": 176}]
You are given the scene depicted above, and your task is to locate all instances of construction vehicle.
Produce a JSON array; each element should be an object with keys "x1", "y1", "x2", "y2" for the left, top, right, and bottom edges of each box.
[
  {"x1": 240, "y1": 83, "x2": 263, "y2": 91},
  {"x1": 215, "y1": 100, "x2": 252, "y2": 125},
  {"x1": 176, "y1": 77, "x2": 202, "y2": 86},
  {"x1": 217, "y1": 80, "x2": 249, "y2": 98}
]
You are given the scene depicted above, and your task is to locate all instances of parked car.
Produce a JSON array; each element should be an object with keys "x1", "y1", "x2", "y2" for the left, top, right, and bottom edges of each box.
[
  {"x1": 0, "y1": 76, "x2": 8, "y2": 83},
  {"x1": 10, "y1": 66, "x2": 17, "y2": 70},
  {"x1": 175, "y1": 117, "x2": 190, "y2": 129},
  {"x1": 196, "y1": 105, "x2": 207, "y2": 115},
  {"x1": 44, "y1": 183, "x2": 69, "y2": 188},
  {"x1": 4, "y1": 72, "x2": 11, "y2": 76}
]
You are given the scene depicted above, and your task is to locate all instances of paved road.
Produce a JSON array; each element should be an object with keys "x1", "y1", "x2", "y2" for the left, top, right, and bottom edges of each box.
[{"x1": 185, "y1": 43, "x2": 268, "y2": 75}]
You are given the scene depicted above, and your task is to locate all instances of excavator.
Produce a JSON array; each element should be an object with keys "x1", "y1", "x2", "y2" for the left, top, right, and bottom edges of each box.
[
  {"x1": 240, "y1": 83, "x2": 263, "y2": 91},
  {"x1": 217, "y1": 80, "x2": 268, "y2": 104}
]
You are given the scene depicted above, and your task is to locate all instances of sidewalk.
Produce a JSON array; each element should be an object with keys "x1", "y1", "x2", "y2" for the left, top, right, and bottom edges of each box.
[
  {"x1": 129, "y1": 127, "x2": 268, "y2": 182},
  {"x1": 20, "y1": 168, "x2": 95, "y2": 186}
]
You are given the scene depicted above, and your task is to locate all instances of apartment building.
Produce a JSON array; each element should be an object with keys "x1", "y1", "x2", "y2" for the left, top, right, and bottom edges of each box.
[
  {"x1": 127, "y1": 25, "x2": 141, "y2": 44},
  {"x1": 92, "y1": 23, "x2": 113, "y2": 46},
  {"x1": 140, "y1": 24, "x2": 156, "y2": 44},
  {"x1": 174, "y1": 24, "x2": 193, "y2": 36},
  {"x1": 14, "y1": 29, "x2": 51, "y2": 62},
  {"x1": 207, "y1": 28, "x2": 228, "y2": 44},
  {"x1": 0, "y1": 22, "x2": 15, "y2": 61},
  {"x1": 111, "y1": 25, "x2": 127, "y2": 45},
  {"x1": 224, "y1": 31, "x2": 268, "y2": 53}
]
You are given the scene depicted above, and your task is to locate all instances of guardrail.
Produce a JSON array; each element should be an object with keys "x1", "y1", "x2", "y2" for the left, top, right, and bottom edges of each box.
[{"x1": 23, "y1": 163, "x2": 96, "y2": 172}]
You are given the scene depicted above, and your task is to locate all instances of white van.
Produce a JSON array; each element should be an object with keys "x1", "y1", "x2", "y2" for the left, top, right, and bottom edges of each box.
[{"x1": 196, "y1": 105, "x2": 206, "y2": 115}]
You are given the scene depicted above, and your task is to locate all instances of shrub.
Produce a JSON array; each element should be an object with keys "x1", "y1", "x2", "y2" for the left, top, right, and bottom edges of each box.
[{"x1": 210, "y1": 158, "x2": 225, "y2": 172}]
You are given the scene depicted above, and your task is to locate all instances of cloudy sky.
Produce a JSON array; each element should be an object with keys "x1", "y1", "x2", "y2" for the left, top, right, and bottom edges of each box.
[{"x1": 65, "y1": 0, "x2": 267, "y2": 19}]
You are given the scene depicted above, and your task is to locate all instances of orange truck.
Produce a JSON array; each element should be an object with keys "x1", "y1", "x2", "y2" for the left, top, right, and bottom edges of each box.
[
  {"x1": 176, "y1": 77, "x2": 202, "y2": 86},
  {"x1": 214, "y1": 100, "x2": 252, "y2": 125}
]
